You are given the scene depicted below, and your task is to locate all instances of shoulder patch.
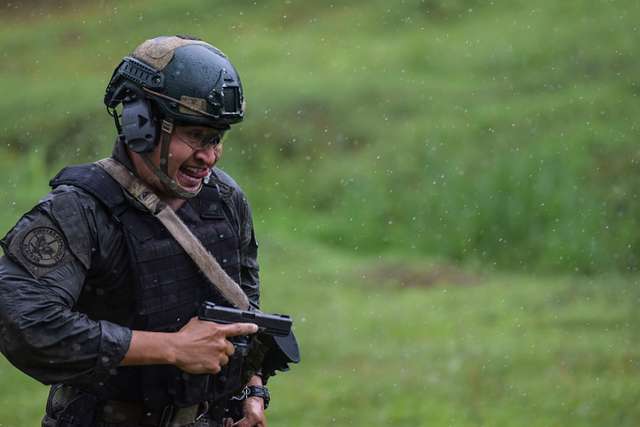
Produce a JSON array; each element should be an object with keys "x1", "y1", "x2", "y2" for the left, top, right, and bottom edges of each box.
[
  {"x1": 21, "y1": 227, "x2": 66, "y2": 267},
  {"x1": 2, "y1": 207, "x2": 79, "y2": 279}
]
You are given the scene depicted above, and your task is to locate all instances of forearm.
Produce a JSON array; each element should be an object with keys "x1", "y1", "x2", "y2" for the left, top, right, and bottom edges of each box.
[
  {"x1": 248, "y1": 374, "x2": 263, "y2": 386},
  {"x1": 120, "y1": 330, "x2": 177, "y2": 366},
  {"x1": 121, "y1": 318, "x2": 257, "y2": 374}
]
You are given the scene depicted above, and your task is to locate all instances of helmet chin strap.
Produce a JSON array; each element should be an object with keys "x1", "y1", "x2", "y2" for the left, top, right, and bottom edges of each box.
[{"x1": 140, "y1": 119, "x2": 203, "y2": 199}]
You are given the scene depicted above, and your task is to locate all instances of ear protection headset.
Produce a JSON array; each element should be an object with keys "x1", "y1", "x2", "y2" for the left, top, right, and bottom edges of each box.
[
  {"x1": 104, "y1": 60, "x2": 161, "y2": 154},
  {"x1": 119, "y1": 95, "x2": 158, "y2": 153}
]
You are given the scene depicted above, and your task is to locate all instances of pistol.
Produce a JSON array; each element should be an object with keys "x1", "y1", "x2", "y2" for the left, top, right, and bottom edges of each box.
[
  {"x1": 198, "y1": 301, "x2": 300, "y2": 379},
  {"x1": 198, "y1": 302, "x2": 292, "y2": 337}
]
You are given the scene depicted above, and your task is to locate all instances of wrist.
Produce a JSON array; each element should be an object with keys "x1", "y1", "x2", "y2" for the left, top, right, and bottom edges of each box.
[
  {"x1": 163, "y1": 332, "x2": 179, "y2": 365},
  {"x1": 245, "y1": 385, "x2": 270, "y2": 409},
  {"x1": 233, "y1": 384, "x2": 271, "y2": 409}
]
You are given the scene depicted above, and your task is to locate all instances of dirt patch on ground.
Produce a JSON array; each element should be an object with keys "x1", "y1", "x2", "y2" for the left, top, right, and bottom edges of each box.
[{"x1": 365, "y1": 261, "x2": 481, "y2": 289}]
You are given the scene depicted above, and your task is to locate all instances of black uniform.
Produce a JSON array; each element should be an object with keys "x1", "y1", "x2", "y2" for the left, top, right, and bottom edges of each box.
[{"x1": 0, "y1": 144, "x2": 260, "y2": 425}]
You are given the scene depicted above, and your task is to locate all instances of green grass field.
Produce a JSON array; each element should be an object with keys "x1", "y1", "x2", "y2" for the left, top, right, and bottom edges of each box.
[
  {"x1": 1, "y1": 232, "x2": 639, "y2": 426},
  {"x1": 1, "y1": 0, "x2": 639, "y2": 425}
]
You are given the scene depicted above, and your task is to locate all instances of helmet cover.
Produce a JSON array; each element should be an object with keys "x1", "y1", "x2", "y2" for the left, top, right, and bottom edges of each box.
[{"x1": 105, "y1": 35, "x2": 245, "y2": 130}]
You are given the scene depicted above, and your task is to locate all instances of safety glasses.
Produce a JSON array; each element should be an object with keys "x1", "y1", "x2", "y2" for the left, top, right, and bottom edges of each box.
[{"x1": 173, "y1": 126, "x2": 225, "y2": 151}]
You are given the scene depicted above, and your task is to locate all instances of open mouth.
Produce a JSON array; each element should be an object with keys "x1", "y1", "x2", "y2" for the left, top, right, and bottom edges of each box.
[{"x1": 176, "y1": 165, "x2": 209, "y2": 189}]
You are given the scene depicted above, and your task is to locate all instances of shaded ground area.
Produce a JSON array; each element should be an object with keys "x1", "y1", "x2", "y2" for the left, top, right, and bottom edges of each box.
[{"x1": 365, "y1": 260, "x2": 481, "y2": 289}]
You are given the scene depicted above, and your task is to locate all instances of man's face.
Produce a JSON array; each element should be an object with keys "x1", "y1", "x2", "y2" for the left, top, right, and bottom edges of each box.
[{"x1": 133, "y1": 125, "x2": 224, "y2": 197}]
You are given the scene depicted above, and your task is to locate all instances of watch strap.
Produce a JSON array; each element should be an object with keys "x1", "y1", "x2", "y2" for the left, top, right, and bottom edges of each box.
[{"x1": 246, "y1": 385, "x2": 270, "y2": 409}]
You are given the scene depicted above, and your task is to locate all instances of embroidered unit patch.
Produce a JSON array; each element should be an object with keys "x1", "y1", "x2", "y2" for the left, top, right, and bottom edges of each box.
[{"x1": 21, "y1": 227, "x2": 66, "y2": 267}]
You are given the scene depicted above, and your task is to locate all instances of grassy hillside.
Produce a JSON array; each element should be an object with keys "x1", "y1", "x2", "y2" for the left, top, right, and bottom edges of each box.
[
  {"x1": 0, "y1": 0, "x2": 639, "y2": 273},
  {"x1": 0, "y1": 2, "x2": 639, "y2": 425}
]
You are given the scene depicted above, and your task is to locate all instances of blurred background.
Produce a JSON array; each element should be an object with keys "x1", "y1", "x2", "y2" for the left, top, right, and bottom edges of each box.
[{"x1": 0, "y1": 0, "x2": 639, "y2": 425}]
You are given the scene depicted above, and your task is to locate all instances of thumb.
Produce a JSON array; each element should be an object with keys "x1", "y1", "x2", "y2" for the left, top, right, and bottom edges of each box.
[{"x1": 232, "y1": 417, "x2": 248, "y2": 427}]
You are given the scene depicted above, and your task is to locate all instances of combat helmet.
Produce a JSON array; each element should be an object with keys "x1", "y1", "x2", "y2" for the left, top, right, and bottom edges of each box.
[{"x1": 104, "y1": 35, "x2": 245, "y2": 198}]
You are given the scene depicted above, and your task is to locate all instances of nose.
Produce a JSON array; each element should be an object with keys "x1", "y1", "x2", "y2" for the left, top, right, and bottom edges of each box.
[{"x1": 193, "y1": 144, "x2": 219, "y2": 167}]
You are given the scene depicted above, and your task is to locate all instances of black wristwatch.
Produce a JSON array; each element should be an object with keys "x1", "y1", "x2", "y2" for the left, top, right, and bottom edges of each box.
[{"x1": 246, "y1": 385, "x2": 270, "y2": 409}]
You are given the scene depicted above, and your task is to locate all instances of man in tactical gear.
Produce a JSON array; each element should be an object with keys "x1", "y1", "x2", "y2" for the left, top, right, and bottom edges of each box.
[{"x1": 0, "y1": 35, "x2": 287, "y2": 427}]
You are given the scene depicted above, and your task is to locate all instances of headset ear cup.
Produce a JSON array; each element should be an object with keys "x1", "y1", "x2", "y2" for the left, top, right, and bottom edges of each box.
[{"x1": 120, "y1": 98, "x2": 157, "y2": 153}]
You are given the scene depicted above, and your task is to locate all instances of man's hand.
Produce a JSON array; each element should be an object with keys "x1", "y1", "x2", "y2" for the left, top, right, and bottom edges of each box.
[
  {"x1": 229, "y1": 397, "x2": 267, "y2": 427},
  {"x1": 172, "y1": 317, "x2": 258, "y2": 374},
  {"x1": 224, "y1": 397, "x2": 267, "y2": 427},
  {"x1": 227, "y1": 375, "x2": 267, "y2": 427},
  {"x1": 122, "y1": 317, "x2": 258, "y2": 374}
]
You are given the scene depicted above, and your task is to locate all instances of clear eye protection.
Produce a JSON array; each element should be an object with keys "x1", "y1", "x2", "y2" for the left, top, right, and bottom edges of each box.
[{"x1": 174, "y1": 127, "x2": 226, "y2": 151}]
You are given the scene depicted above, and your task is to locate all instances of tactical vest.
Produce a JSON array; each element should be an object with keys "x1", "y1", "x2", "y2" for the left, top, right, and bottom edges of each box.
[{"x1": 50, "y1": 162, "x2": 247, "y2": 409}]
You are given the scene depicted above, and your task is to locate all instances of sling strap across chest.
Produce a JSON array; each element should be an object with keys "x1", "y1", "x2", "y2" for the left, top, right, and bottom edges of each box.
[{"x1": 95, "y1": 157, "x2": 250, "y2": 310}]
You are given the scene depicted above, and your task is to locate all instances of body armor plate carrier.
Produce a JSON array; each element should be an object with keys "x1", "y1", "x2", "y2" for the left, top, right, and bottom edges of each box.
[{"x1": 50, "y1": 162, "x2": 246, "y2": 410}]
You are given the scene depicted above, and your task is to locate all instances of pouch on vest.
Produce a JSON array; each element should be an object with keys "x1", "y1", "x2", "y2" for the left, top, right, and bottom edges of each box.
[{"x1": 42, "y1": 384, "x2": 98, "y2": 427}]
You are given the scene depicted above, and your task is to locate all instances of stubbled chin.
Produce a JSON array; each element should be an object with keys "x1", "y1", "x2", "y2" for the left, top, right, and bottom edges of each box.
[{"x1": 176, "y1": 169, "x2": 202, "y2": 191}]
